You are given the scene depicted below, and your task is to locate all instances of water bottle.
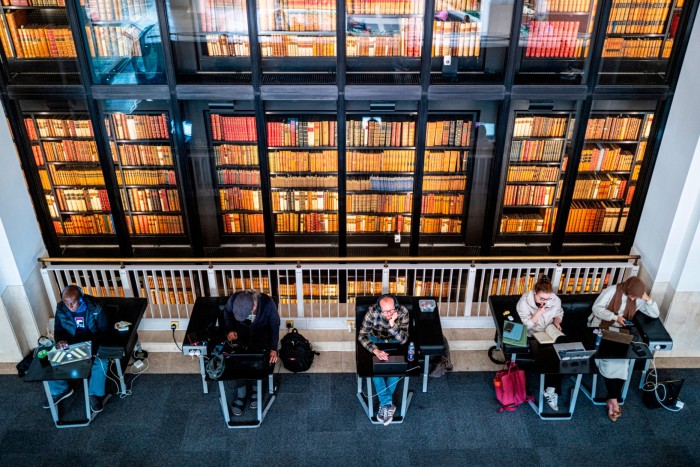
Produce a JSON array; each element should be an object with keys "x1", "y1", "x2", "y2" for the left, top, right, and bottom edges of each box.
[
  {"x1": 595, "y1": 332, "x2": 602, "y2": 349},
  {"x1": 407, "y1": 342, "x2": 415, "y2": 362}
]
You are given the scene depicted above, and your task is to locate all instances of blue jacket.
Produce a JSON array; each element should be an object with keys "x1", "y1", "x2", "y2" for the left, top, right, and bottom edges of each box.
[
  {"x1": 54, "y1": 295, "x2": 109, "y2": 351},
  {"x1": 223, "y1": 292, "x2": 280, "y2": 351}
]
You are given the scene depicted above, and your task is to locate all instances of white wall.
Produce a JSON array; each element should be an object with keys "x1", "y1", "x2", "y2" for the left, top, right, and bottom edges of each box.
[{"x1": 634, "y1": 9, "x2": 700, "y2": 288}]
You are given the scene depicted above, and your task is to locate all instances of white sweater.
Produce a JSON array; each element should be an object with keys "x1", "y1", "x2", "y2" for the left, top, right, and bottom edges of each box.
[{"x1": 516, "y1": 290, "x2": 564, "y2": 336}]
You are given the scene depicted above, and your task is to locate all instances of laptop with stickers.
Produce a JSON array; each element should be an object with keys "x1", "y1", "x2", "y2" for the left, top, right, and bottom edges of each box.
[{"x1": 47, "y1": 341, "x2": 92, "y2": 367}]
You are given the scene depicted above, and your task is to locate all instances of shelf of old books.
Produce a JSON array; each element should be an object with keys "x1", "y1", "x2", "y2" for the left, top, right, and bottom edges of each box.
[
  {"x1": 346, "y1": 113, "x2": 415, "y2": 244},
  {"x1": 104, "y1": 104, "x2": 186, "y2": 241},
  {"x1": 420, "y1": 114, "x2": 476, "y2": 242},
  {"x1": 516, "y1": 0, "x2": 598, "y2": 84},
  {"x1": 267, "y1": 114, "x2": 338, "y2": 241},
  {"x1": 77, "y1": 0, "x2": 166, "y2": 84},
  {"x1": 22, "y1": 109, "x2": 117, "y2": 244},
  {"x1": 167, "y1": 0, "x2": 252, "y2": 80},
  {"x1": 430, "y1": 0, "x2": 514, "y2": 84},
  {"x1": 497, "y1": 112, "x2": 574, "y2": 242},
  {"x1": 257, "y1": 0, "x2": 336, "y2": 77},
  {"x1": 345, "y1": 0, "x2": 424, "y2": 80},
  {"x1": 563, "y1": 111, "x2": 653, "y2": 242},
  {"x1": 0, "y1": 0, "x2": 80, "y2": 84},
  {"x1": 598, "y1": 0, "x2": 686, "y2": 85},
  {"x1": 207, "y1": 111, "x2": 264, "y2": 242}
]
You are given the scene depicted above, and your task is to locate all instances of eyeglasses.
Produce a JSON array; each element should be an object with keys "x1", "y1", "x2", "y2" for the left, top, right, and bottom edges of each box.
[{"x1": 381, "y1": 308, "x2": 397, "y2": 314}]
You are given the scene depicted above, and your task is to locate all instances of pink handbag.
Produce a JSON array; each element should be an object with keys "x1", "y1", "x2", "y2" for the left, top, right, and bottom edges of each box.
[{"x1": 494, "y1": 361, "x2": 532, "y2": 412}]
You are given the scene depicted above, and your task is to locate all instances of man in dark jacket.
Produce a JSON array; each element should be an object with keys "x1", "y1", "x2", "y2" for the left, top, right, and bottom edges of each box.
[
  {"x1": 49, "y1": 285, "x2": 110, "y2": 413},
  {"x1": 223, "y1": 290, "x2": 280, "y2": 416}
]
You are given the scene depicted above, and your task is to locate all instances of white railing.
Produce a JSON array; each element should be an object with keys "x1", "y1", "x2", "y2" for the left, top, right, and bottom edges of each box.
[{"x1": 40, "y1": 256, "x2": 639, "y2": 330}]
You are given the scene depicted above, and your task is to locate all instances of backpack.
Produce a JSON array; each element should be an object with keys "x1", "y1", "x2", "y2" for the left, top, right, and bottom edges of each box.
[
  {"x1": 279, "y1": 328, "x2": 319, "y2": 373},
  {"x1": 494, "y1": 361, "x2": 533, "y2": 412}
]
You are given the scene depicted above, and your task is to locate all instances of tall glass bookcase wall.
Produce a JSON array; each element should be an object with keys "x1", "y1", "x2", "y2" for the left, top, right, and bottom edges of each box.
[
  {"x1": 431, "y1": 0, "x2": 515, "y2": 84},
  {"x1": 19, "y1": 99, "x2": 118, "y2": 249},
  {"x1": 0, "y1": 0, "x2": 80, "y2": 84}
]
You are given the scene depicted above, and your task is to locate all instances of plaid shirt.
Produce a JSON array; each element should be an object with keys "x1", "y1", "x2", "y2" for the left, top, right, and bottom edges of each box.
[{"x1": 358, "y1": 304, "x2": 410, "y2": 353}]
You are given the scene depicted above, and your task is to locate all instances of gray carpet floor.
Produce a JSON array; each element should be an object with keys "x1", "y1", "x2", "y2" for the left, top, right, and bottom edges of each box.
[{"x1": 0, "y1": 368, "x2": 697, "y2": 466}]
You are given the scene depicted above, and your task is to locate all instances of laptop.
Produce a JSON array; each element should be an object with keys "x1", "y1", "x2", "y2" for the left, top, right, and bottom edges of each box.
[
  {"x1": 47, "y1": 341, "x2": 92, "y2": 366},
  {"x1": 372, "y1": 355, "x2": 407, "y2": 375},
  {"x1": 597, "y1": 330, "x2": 634, "y2": 358},
  {"x1": 223, "y1": 351, "x2": 267, "y2": 372},
  {"x1": 553, "y1": 342, "x2": 596, "y2": 361}
]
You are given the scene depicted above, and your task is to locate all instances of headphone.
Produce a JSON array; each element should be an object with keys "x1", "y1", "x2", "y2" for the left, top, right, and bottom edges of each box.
[{"x1": 376, "y1": 294, "x2": 398, "y2": 311}]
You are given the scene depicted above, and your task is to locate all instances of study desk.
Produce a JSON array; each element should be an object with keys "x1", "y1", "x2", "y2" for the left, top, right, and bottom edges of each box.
[
  {"x1": 489, "y1": 294, "x2": 654, "y2": 419},
  {"x1": 354, "y1": 296, "x2": 445, "y2": 424},
  {"x1": 24, "y1": 297, "x2": 147, "y2": 428},
  {"x1": 182, "y1": 296, "x2": 276, "y2": 428}
]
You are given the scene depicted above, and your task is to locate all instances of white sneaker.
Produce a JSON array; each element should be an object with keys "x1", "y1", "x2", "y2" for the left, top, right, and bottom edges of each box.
[{"x1": 544, "y1": 387, "x2": 559, "y2": 411}]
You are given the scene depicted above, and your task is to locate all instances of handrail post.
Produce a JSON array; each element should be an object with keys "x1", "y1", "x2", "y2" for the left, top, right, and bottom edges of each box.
[
  {"x1": 382, "y1": 262, "x2": 390, "y2": 294},
  {"x1": 119, "y1": 264, "x2": 134, "y2": 298},
  {"x1": 40, "y1": 265, "x2": 59, "y2": 310},
  {"x1": 207, "y1": 263, "x2": 219, "y2": 297},
  {"x1": 551, "y1": 263, "x2": 564, "y2": 292},
  {"x1": 464, "y1": 262, "x2": 477, "y2": 318},
  {"x1": 295, "y1": 262, "x2": 305, "y2": 318}
]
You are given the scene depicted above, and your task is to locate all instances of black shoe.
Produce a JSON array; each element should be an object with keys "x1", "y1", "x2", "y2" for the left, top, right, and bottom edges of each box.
[
  {"x1": 89, "y1": 396, "x2": 104, "y2": 413},
  {"x1": 43, "y1": 389, "x2": 74, "y2": 409}
]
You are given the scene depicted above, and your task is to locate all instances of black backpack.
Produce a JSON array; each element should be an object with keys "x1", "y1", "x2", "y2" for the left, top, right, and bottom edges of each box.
[{"x1": 279, "y1": 328, "x2": 319, "y2": 373}]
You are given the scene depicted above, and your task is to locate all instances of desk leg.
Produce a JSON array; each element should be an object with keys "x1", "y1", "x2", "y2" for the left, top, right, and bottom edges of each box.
[
  {"x1": 569, "y1": 374, "x2": 583, "y2": 416},
  {"x1": 366, "y1": 378, "x2": 374, "y2": 418},
  {"x1": 113, "y1": 358, "x2": 127, "y2": 395},
  {"x1": 511, "y1": 353, "x2": 517, "y2": 363},
  {"x1": 399, "y1": 376, "x2": 412, "y2": 420},
  {"x1": 268, "y1": 374, "x2": 274, "y2": 394},
  {"x1": 639, "y1": 358, "x2": 652, "y2": 389},
  {"x1": 218, "y1": 380, "x2": 230, "y2": 425},
  {"x1": 256, "y1": 380, "x2": 263, "y2": 421},
  {"x1": 199, "y1": 354, "x2": 208, "y2": 394},
  {"x1": 620, "y1": 359, "x2": 635, "y2": 404},
  {"x1": 42, "y1": 382, "x2": 59, "y2": 424},
  {"x1": 82, "y1": 378, "x2": 92, "y2": 422},
  {"x1": 423, "y1": 356, "x2": 429, "y2": 393}
]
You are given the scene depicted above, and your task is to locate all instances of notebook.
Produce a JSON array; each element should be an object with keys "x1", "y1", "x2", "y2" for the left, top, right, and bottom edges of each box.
[
  {"x1": 372, "y1": 355, "x2": 407, "y2": 375},
  {"x1": 47, "y1": 341, "x2": 92, "y2": 367},
  {"x1": 553, "y1": 342, "x2": 596, "y2": 361}
]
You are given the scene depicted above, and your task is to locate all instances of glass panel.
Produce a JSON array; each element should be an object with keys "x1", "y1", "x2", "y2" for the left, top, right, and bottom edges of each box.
[
  {"x1": 0, "y1": 2, "x2": 80, "y2": 85},
  {"x1": 167, "y1": 0, "x2": 252, "y2": 84},
  {"x1": 516, "y1": 0, "x2": 598, "y2": 85},
  {"x1": 258, "y1": 0, "x2": 336, "y2": 82},
  {"x1": 598, "y1": 0, "x2": 686, "y2": 85},
  {"x1": 18, "y1": 99, "x2": 118, "y2": 251},
  {"x1": 101, "y1": 99, "x2": 187, "y2": 244},
  {"x1": 497, "y1": 108, "x2": 576, "y2": 246},
  {"x1": 431, "y1": 0, "x2": 515, "y2": 84},
  {"x1": 78, "y1": 0, "x2": 166, "y2": 84},
  {"x1": 564, "y1": 106, "x2": 654, "y2": 243},
  {"x1": 267, "y1": 111, "x2": 339, "y2": 247},
  {"x1": 346, "y1": 0, "x2": 424, "y2": 83},
  {"x1": 346, "y1": 109, "x2": 416, "y2": 253}
]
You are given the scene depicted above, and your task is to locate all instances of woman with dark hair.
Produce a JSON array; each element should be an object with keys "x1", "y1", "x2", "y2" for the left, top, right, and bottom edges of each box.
[
  {"x1": 516, "y1": 274, "x2": 564, "y2": 410},
  {"x1": 589, "y1": 276, "x2": 659, "y2": 421}
]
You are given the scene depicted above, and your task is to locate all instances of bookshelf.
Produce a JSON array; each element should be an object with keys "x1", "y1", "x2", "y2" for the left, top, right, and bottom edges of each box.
[
  {"x1": 497, "y1": 112, "x2": 575, "y2": 242},
  {"x1": 257, "y1": 0, "x2": 336, "y2": 76},
  {"x1": 599, "y1": 0, "x2": 687, "y2": 84},
  {"x1": 0, "y1": 0, "x2": 79, "y2": 84},
  {"x1": 563, "y1": 111, "x2": 653, "y2": 240},
  {"x1": 104, "y1": 109, "x2": 186, "y2": 240},
  {"x1": 345, "y1": 0, "x2": 424, "y2": 79},
  {"x1": 516, "y1": 0, "x2": 598, "y2": 84},
  {"x1": 207, "y1": 111, "x2": 265, "y2": 241},
  {"x1": 420, "y1": 114, "x2": 476, "y2": 242},
  {"x1": 22, "y1": 110, "x2": 116, "y2": 242},
  {"x1": 346, "y1": 113, "x2": 416, "y2": 244},
  {"x1": 77, "y1": 0, "x2": 166, "y2": 84},
  {"x1": 267, "y1": 114, "x2": 338, "y2": 240}
]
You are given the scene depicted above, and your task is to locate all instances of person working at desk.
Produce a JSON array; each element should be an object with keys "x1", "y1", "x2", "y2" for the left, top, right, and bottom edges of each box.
[
  {"x1": 516, "y1": 274, "x2": 564, "y2": 411},
  {"x1": 588, "y1": 276, "x2": 659, "y2": 421},
  {"x1": 223, "y1": 290, "x2": 280, "y2": 417},
  {"x1": 49, "y1": 285, "x2": 109, "y2": 413},
  {"x1": 358, "y1": 294, "x2": 410, "y2": 425}
]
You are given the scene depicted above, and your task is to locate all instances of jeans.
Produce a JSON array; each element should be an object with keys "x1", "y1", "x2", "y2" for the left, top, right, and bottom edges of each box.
[
  {"x1": 48, "y1": 357, "x2": 107, "y2": 397},
  {"x1": 373, "y1": 376, "x2": 400, "y2": 407}
]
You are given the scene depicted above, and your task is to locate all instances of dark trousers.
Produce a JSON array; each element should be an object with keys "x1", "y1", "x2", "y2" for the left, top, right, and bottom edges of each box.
[
  {"x1": 544, "y1": 374, "x2": 562, "y2": 393},
  {"x1": 603, "y1": 377, "x2": 625, "y2": 401}
]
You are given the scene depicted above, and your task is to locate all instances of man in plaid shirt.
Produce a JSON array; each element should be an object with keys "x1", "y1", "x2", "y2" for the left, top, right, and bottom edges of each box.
[{"x1": 358, "y1": 295, "x2": 410, "y2": 425}]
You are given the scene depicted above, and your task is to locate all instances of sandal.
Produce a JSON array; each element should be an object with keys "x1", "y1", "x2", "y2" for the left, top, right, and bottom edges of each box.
[
  {"x1": 231, "y1": 398, "x2": 245, "y2": 417},
  {"x1": 249, "y1": 393, "x2": 258, "y2": 410}
]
